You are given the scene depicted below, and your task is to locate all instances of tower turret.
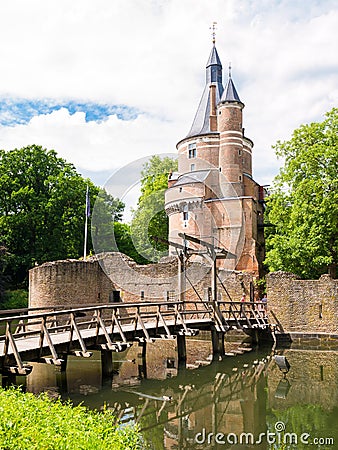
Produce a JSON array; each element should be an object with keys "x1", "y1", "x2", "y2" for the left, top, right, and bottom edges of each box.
[
  {"x1": 217, "y1": 71, "x2": 246, "y2": 196},
  {"x1": 186, "y1": 45, "x2": 224, "y2": 138}
]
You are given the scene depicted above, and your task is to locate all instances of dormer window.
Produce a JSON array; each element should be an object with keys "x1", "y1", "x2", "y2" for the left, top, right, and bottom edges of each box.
[{"x1": 188, "y1": 143, "x2": 196, "y2": 158}]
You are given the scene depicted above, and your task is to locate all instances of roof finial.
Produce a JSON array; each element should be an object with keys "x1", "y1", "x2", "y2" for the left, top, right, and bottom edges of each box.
[
  {"x1": 228, "y1": 62, "x2": 232, "y2": 78},
  {"x1": 210, "y1": 21, "x2": 217, "y2": 44}
]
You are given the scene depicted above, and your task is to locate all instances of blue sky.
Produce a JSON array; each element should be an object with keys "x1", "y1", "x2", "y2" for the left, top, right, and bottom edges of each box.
[
  {"x1": 0, "y1": 99, "x2": 139, "y2": 127},
  {"x1": 0, "y1": 0, "x2": 337, "y2": 216}
]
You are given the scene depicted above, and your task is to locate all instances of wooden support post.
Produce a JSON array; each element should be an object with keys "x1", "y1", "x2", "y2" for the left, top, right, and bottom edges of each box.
[
  {"x1": 211, "y1": 252, "x2": 217, "y2": 307},
  {"x1": 60, "y1": 354, "x2": 68, "y2": 372},
  {"x1": 211, "y1": 329, "x2": 225, "y2": 361},
  {"x1": 178, "y1": 251, "x2": 185, "y2": 303},
  {"x1": 252, "y1": 329, "x2": 259, "y2": 345},
  {"x1": 177, "y1": 334, "x2": 186, "y2": 369},
  {"x1": 138, "y1": 341, "x2": 147, "y2": 379},
  {"x1": 56, "y1": 368, "x2": 68, "y2": 392},
  {"x1": 101, "y1": 349, "x2": 113, "y2": 378}
]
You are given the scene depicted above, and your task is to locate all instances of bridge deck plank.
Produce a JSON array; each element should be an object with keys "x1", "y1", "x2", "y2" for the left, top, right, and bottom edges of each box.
[{"x1": 0, "y1": 318, "x2": 213, "y2": 358}]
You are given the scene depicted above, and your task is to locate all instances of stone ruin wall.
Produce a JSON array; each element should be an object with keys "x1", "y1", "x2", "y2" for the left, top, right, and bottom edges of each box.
[
  {"x1": 266, "y1": 272, "x2": 338, "y2": 334},
  {"x1": 29, "y1": 252, "x2": 253, "y2": 309}
]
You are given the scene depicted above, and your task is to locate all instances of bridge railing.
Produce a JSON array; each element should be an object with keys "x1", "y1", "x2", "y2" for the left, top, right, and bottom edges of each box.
[{"x1": 0, "y1": 300, "x2": 269, "y2": 375}]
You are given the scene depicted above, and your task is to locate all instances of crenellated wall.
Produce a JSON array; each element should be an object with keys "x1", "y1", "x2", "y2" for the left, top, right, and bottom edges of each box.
[
  {"x1": 266, "y1": 272, "x2": 338, "y2": 334},
  {"x1": 29, "y1": 252, "x2": 254, "y2": 309}
]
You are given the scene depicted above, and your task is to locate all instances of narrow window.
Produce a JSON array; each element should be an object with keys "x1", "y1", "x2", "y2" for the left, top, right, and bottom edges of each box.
[
  {"x1": 183, "y1": 211, "x2": 189, "y2": 221},
  {"x1": 167, "y1": 290, "x2": 175, "y2": 310},
  {"x1": 190, "y1": 163, "x2": 195, "y2": 171},
  {"x1": 109, "y1": 290, "x2": 121, "y2": 303},
  {"x1": 239, "y1": 175, "x2": 242, "y2": 181},
  {"x1": 140, "y1": 290, "x2": 145, "y2": 300},
  {"x1": 188, "y1": 143, "x2": 196, "y2": 158}
]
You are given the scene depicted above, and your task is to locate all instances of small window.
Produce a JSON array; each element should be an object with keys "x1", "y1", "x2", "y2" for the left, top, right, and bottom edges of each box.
[
  {"x1": 166, "y1": 358, "x2": 175, "y2": 368},
  {"x1": 188, "y1": 143, "x2": 196, "y2": 158},
  {"x1": 166, "y1": 290, "x2": 175, "y2": 301},
  {"x1": 239, "y1": 175, "x2": 242, "y2": 181},
  {"x1": 179, "y1": 187, "x2": 182, "y2": 192},
  {"x1": 167, "y1": 290, "x2": 175, "y2": 310},
  {"x1": 219, "y1": 167, "x2": 222, "y2": 172},
  {"x1": 190, "y1": 163, "x2": 195, "y2": 171},
  {"x1": 140, "y1": 290, "x2": 145, "y2": 300},
  {"x1": 183, "y1": 211, "x2": 189, "y2": 221},
  {"x1": 238, "y1": 149, "x2": 242, "y2": 156},
  {"x1": 109, "y1": 290, "x2": 121, "y2": 303}
]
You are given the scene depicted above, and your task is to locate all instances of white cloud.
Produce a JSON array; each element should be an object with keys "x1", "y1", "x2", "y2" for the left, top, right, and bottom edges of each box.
[
  {"x1": 0, "y1": 108, "x2": 182, "y2": 172},
  {"x1": 0, "y1": 0, "x2": 337, "y2": 187}
]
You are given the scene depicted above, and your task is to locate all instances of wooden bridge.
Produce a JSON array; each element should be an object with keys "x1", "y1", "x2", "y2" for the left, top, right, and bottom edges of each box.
[{"x1": 0, "y1": 299, "x2": 283, "y2": 377}]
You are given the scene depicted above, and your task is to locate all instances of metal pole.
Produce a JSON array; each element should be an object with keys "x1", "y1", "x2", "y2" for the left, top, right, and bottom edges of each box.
[{"x1": 84, "y1": 186, "x2": 89, "y2": 260}]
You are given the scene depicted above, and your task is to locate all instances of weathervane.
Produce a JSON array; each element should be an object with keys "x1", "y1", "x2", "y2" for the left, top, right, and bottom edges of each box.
[
  {"x1": 210, "y1": 21, "x2": 217, "y2": 44},
  {"x1": 228, "y1": 62, "x2": 232, "y2": 78}
]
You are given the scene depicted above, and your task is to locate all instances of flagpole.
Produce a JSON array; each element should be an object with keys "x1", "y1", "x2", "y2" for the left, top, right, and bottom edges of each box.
[{"x1": 84, "y1": 185, "x2": 89, "y2": 260}]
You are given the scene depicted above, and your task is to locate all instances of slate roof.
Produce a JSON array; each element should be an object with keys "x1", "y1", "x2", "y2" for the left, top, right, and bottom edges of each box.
[
  {"x1": 174, "y1": 170, "x2": 211, "y2": 187},
  {"x1": 220, "y1": 77, "x2": 241, "y2": 103},
  {"x1": 186, "y1": 45, "x2": 224, "y2": 138},
  {"x1": 186, "y1": 45, "x2": 243, "y2": 139}
]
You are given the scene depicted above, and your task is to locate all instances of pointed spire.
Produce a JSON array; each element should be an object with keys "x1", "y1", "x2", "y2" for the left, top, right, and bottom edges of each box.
[
  {"x1": 220, "y1": 70, "x2": 242, "y2": 103},
  {"x1": 206, "y1": 45, "x2": 222, "y2": 69},
  {"x1": 186, "y1": 44, "x2": 224, "y2": 138}
]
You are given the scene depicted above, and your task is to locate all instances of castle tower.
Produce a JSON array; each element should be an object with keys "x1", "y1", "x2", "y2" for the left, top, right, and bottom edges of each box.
[{"x1": 165, "y1": 41, "x2": 265, "y2": 276}]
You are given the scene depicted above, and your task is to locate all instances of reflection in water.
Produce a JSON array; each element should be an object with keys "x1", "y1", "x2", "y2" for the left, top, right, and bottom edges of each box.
[{"x1": 4, "y1": 336, "x2": 338, "y2": 449}]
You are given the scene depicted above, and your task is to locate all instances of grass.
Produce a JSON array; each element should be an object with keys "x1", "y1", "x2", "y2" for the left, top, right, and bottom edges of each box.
[{"x1": 0, "y1": 387, "x2": 142, "y2": 449}]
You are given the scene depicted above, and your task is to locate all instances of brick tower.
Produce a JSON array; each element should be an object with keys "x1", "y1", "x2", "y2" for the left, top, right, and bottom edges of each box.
[{"x1": 164, "y1": 41, "x2": 265, "y2": 276}]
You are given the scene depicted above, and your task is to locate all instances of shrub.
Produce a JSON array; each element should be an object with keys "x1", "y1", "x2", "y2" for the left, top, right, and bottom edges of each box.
[
  {"x1": 0, "y1": 290, "x2": 28, "y2": 310},
  {"x1": 0, "y1": 387, "x2": 142, "y2": 449}
]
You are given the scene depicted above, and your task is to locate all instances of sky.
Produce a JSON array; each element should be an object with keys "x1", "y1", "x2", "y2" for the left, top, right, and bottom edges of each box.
[{"x1": 0, "y1": 0, "x2": 337, "y2": 218}]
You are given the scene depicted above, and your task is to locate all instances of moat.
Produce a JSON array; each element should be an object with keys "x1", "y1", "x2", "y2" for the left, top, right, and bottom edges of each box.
[{"x1": 4, "y1": 334, "x2": 338, "y2": 449}]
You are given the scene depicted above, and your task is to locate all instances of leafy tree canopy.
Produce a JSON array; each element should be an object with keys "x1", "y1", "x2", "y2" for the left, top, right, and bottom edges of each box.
[
  {"x1": 0, "y1": 145, "x2": 123, "y2": 286},
  {"x1": 0, "y1": 246, "x2": 7, "y2": 302},
  {"x1": 130, "y1": 155, "x2": 178, "y2": 263},
  {"x1": 265, "y1": 108, "x2": 338, "y2": 279}
]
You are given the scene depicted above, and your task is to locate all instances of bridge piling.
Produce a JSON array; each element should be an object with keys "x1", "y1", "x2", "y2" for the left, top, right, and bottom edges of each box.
[
  {"x1": 101, "y1": 349, "x2": 113, "y2": 378},
  {"x1": 177, "y1": 334, "x2": 186, "y2": 368},
  {"x1": 211, "y1": 329, "x2": 225, "y2": 360},
  {"x1": 138, "y1": 342, "x2": 147, "y2": 379},
  {"x1": 60, "y1": 354, "x2": 68, "y2": 372}
]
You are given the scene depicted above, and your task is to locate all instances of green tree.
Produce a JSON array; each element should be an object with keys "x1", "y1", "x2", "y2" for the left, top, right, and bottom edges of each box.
[
  {"x1": 265, "y1": 108, "x2": 338, "y2": 279},
  {"x1": 0, "y1": 246, "x2": 7, "y2": 302},
  {"x1": 130, "y1": 155, "x2": 178, "y2": 263},
  {"x1": 0, "y1": 145, "x2": 123, "y2": 285},
  {"x1": 91, "y1": 189, "x2": 125, "y2": 253}
]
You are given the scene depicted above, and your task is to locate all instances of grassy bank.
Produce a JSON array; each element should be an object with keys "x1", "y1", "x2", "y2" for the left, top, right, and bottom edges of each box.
[{"x1": 0, "y1": 387, "x2": 142, "y2": 449}]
